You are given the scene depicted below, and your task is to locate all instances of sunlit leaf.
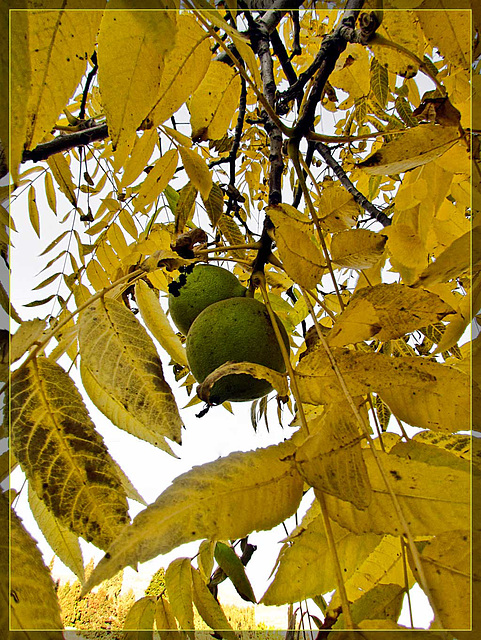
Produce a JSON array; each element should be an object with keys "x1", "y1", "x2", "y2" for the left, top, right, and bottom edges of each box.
[
  {"x1": 97, "y1": 9, "x2": 176, "y2": 152},
  {"x1": 28, "y1": 484, "x2": 85, "y2": 584},
  {"x1": 295, "y1": 405, "x2": 371, "y2": 509},
  {"x1": 261, "y1": 499, "x2": 381, "y2": 605},
  {"x1": 47, "y1": 154, "x2": 77, "y2": 207},
  {"x1": 79, "y1": 297, "x2": 183, "y2": 452},
  {"x1": 82, "y1": 441, "x2": 303, "y2": 592},
  {"x1": 156, "y1": 595, "x2": 185, "y2": 640},
  {"x1": 409, "y1": 530, "x2": 475, "y2": 629},
  {"x1": 28, "y1": 185, "x2": 40, "y2": 237},
  {"x1": 122, "y1": 596, "x2": 156, "y2": 638},
  {"x1": 178, "y1": 145, "x2": 212, "y2": 200},
  {"x1": 135, "y1": 280, "x2": 188, "y2": 367},
  {"x1": 328, "y1": 283, "x2": 454, "y2": 346},
  {"x1": 323, "y1": 448, "x2": 470, "y2": 536},
  {"x1": 267, "y1": 204, "x2": 324, "y2": 290},
  {"x1": 190, "y1": 61, "x2": 242, "y2": 143},
  {"x1": 359, "y1": 124, "x2": 460, "y2": 175},
  {"x1": 296, "y1": 346, "x2": 473, "y2": 432},
  {"x1": 191, "y1": 566, "x2": 237, "y2": 639},
  {"x1": 150, "y1": 14, "x2": 211, "y2": 127},
  {"x1": 165, "y1": 558, "x2": 195, "y2": 640},
  {"x1": 330, "y1": 228, "x2": 387, "y2": 269},
  {"x1": 134, "y1": 149, "x2": 178, "y2": 212}
]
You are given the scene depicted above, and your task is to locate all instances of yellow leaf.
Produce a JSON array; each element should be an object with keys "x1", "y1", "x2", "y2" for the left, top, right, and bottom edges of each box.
[
  {"x1": 316, "y1": 182, "x2": 360, "y2": 231},
  {"x1": 98, "y1": 10, "x2": 176, "y2": 152},
  {"x1": 202, "y1": 182, "x2": 225, "y2": 229},
  {"x1": 28, "y1": 484, "x2": 85, "y2": 584},
  {"x1": 178, "y1": 145, "x2": 212, "y2": 200},
  {"x1": 330, "y1": 228, "x2": 387, "y2": 269},
  {"x1": 197, "y1": 540, "x2": 216, "y2": 583},
  {"x1": 120, "y1": 129, "x2": 158, "y2": 189},
  {"x1": 368, "y1": 11, "x2": 425, "y2": 78},
  {"x1": 28, "y1": 185, "x2": 40, "y2": 237},
  {"x1": 79, "y1": 298, "x2": 182, "y2": 451},
  {"x1": 330, "y1": 44, "x2": 370, "y2": 101},
  {"x1": 196, "y1": 7, "x2": 261, "y2": 90},
  {"x1": 10, "y1": 357, "x2": 130, "y2": 550},
  {"x1": 119, "y1": 208, "x2": 138, "y2": 240},
  {"x1": 150, "y1": 14, "x2": 211, "y2": 127},
  {"x1": 20, "y1": 9, "x2": 102, "y2": 153},
  {"x1": 334, "y1": 583, "x2": 404, "y2": 629},
  {"x1": 414, "y1": 225, "x2": 481, "y2": 287},
  {"x1": 134, "y1": 149, "x2": 178, "y2": 212},
  {"x1": 165, "y1": 558, "x2": 195, "y2": 639},
  {"x1": 267, "y1": 204, "x2": 324, "y2": 290},
  {"x1": 296, "y1": 346, "x2": 472, "y2": 432},
  {"x1": 7, "y1": 494, "x2": 64, "y2": 633},
  {"x1": 261, "y1": 499, "x2": 381, "y2": 605},
  {"x1": 191, "y1": 568, "x2": 237, "y2": 640},
  {"x1": 82, "y1": 441, "x2": 304, "y2": 593},
  {"x1": 417, "y1": 10, "x2": 470, "y2": 71},
  {"x1": 323, "y1": 448, "x2": 470, "y2": 536},
  {"x1": 47, "y1": 154, "x2": 77, "y2": 207},
  {"x1": 217, "y1": 213, "x2": 246, "y2": 258},
  {"x1": 359, "y1": 125, "x2": 460, "y2": 175},
  {"x1": 135, "y1": 280, "x2": 188, "y2": 367},
  {"x1": 329, "y1": 536, "x2": 415, "y2": 610},
  {"x1": 295, "y1": 405, "x2": 372, "y2": 509},
  {"x1": 10, "y1": 318, "x2": 47, "y2": 364},
  {"x1": 190, "y1": 61, "x2": 242, "y2": 142},
  {"x1": 86, "y1": 258, "x2": 111, "y2": 290},
  {"x1": 409, "y1": 531, "x2": 473, "y2": 629},
  {"x1": 9, "y1": 11, "x2": 30, "y2": 180},
  {"x1": 123, "y1": 596, "x2": 156, "y2": 634},
  {"x1": 44, "y1": 170, "x2": 57, "y2": 214},
  {"x1": 156, "y1": 595, "x2": 185, "y2": 640},
  {"x1": 329, "y1": 283, "x2": 454, "y2": 346},
  {"x1": 385, "y1": 222, "x2": 426, "y2": 272}
]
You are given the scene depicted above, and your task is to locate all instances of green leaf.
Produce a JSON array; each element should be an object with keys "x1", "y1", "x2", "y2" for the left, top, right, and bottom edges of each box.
[
  {"x1": 370, "y1": 57, "x2": 389, "y2": 108},
  {"x1": 214, "y1": 542, "x2": 256, "y2": 603}
]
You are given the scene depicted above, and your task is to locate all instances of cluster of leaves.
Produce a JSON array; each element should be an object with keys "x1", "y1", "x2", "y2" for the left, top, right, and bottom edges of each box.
[{"x1": 2, "y1": 0, "x2": 480, "y2": 638}]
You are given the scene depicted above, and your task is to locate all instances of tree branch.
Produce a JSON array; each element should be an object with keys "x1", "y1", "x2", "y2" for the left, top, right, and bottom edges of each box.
[
  {"x1": 314, "y1": 141, "x2": 391, "y2": 227},
  {"x1": 22, "y1": 124, "x2": 109, "y2": 163}
]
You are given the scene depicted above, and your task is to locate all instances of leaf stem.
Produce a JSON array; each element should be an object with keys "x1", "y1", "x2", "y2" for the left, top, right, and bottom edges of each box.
[
  {"x1": 316, "y1": 490, "x2": 355, "y2": 629},
  {"x1": 256, "y1": 274, "x2": 310, "y2": 437}
]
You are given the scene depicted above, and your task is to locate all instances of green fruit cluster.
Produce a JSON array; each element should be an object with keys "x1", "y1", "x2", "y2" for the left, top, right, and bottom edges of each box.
[
  {"x1": 186, "y1": 297, "x2": 289, "y2": 404},
  {"x1": 168, "y1": 263, "x2": 289, "y2": 404},
  {"x1": 168, "y1": 263, "x2": 247, "y2": 335}
]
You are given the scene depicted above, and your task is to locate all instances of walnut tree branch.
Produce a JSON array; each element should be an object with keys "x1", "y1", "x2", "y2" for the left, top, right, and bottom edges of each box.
[
  {"x1": 314, "y1": 141, "x2": 391, "y2": 227},
  {"x1": 22, "y1": 124, "x2": 109, "y2": 164}
]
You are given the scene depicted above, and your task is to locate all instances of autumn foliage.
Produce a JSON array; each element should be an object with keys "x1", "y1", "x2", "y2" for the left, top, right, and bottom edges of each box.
[{"x1": 2, "y1": 1, "x2": 480, "y2": 638}]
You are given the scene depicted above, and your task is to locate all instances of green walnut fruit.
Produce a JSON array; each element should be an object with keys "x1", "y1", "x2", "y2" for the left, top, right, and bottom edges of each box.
[
  {"x1": 168, "y1": 264, "x2": 247, "y2": 335},
  {"x1": 186, "y1": 297, "x2": 289, "y2": 404}
]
